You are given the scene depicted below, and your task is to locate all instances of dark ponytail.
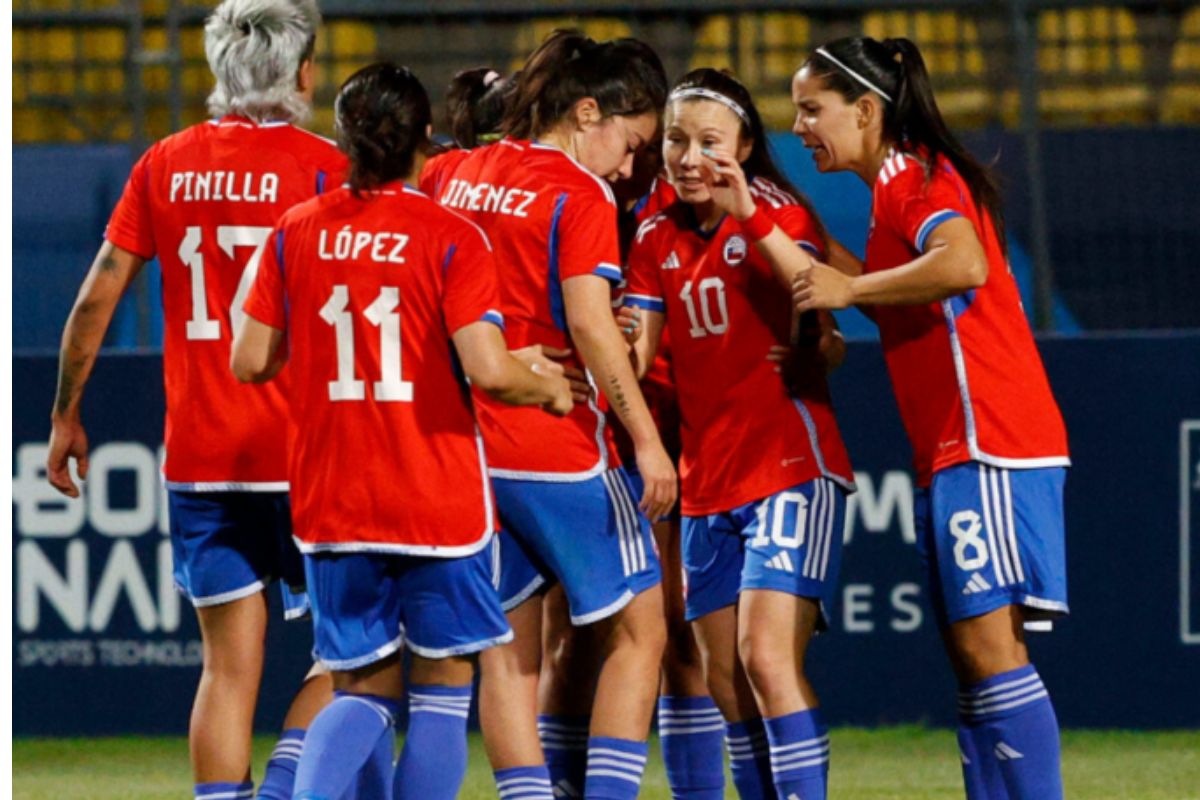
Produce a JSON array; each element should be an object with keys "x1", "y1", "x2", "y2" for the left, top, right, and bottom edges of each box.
[
  {"x1": 335, "y1": 62, "x2": 432, "y2": 196},
  {"x1": 445, "y1": 66, "x2": 513, "y2": 148},
  {"x1": 503, "y1": 29, "x2": 667, "y2": 139},
  {"x1": 803, "y1": 37, "x2": 1007, "y2": 254},
  {"x1": 670, "y1": 68, "x2": 828, "y2": 248}
]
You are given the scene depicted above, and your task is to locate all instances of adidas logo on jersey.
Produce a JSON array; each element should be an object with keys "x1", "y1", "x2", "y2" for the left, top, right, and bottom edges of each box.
[
  {"x1": 661, "y1": 251, "x2": 681, "y2": 271},
  {"x1": 962, "y1": 572, "x2": 992, "y2": 595},
  {"x1": 764, "y1": 552, "x2": 796, "y2": 573},
  {"x1": 994, "y1": 742, "x2": 1024, "y2": 761}
]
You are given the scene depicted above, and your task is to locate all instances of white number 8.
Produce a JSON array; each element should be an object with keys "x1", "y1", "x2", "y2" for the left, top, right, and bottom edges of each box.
[{"x1": 949, "y1": 510, "x2": 989, "y2": 571}]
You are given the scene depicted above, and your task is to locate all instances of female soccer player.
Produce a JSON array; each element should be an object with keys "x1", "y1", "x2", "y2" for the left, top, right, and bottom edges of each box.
[
  {"x1": 232, "y1": 62, "x2": 573, "y2": 800},
  {"x1": 418, "y1": 66, "x2": 515, "y2": 199},
  {"x1": 438, "y1": 30, "x2": 674, "y2": 800},
  {"x1": 46, "y1": 2, "x2": 344, "y2": 798},
  {"x1": 624, "y1": 68, "x2": 856, "y2": 800},
  {"x1": 790, "y1": 37, "x2": 1071, "y2": 800}
]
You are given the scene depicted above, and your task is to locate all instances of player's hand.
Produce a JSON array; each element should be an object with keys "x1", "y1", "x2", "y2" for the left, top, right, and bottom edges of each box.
[
  {"x1": 699, "y1": 148, "x2": 756, "y2": 222},
  {"x1": 542, "y1": 374, "x2": 575, "y2": 417},
  {"x1": 47, "y1": 415, "x2": 89, "y2": 498},
  {"x1": 819, "y1": 326, "x2": 847, "y2": 372},
  {"x1": 616, "y1": 306, "x2": 642, "y2": 346},
  {"x1": 793, "y1": 262, "x2": 856, "y2": 311},
  {"x1": 635, "y1": 440, "x2": 677, "y2": 521},
  {"x1": 537, "y1": 345, "x2": 593, "y2": 404}
]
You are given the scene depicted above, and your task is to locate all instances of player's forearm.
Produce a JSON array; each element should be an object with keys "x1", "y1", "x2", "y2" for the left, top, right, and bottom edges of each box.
[
  {"x1": 52, "y1": 244, "x2": 141, "y2": 420},
  {"x1": 473, "y1": 355, "x2": 560, "y2": 407},
  {"x1": 752, "y1": 227, "x2": 819, "y2": 290},
  {"x1": 849, "y1": 243, "x2": 986, "y2": 306},
  {"x1": 628, "y1": 311, "x2": 664, "y2": 381},
  {"x1": 570, "y1": 319, "x2": 660, "y2": 447}
]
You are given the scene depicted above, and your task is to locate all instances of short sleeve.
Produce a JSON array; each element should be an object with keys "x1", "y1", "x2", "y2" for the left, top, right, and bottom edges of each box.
[
  {"x1": 624, "y1": 216, "x2": 667, "y2": 313},
  {"x1": 554, "y1": 190, "x2": 622, "y2": 285},
  {"x1": 443, "y1": 222, "x2": 504, "y2": 335},
  {"x1": 768, "y1": 203, "x2": 826, "y2": 259},
  {"x1": 243, "y1": 227, "x2": 287, "y2": 330},
  {"x1": 105, "y1": 148, "x2": 157, "y2": 259},
  {"x1": 879, "y1": 158, "x2": 969, "y2": 254}
]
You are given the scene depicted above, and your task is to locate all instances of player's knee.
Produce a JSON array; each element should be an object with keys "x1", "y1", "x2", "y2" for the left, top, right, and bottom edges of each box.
[
  {"x1": 738, "y1": 629, "x2": 799, "y2": 696},
  {"x1": 613, "y1": 590, "x2": 668, "y2": 658},
  {"x1": 949, "y1": 632, "x2": 1028, "y2": 683}
]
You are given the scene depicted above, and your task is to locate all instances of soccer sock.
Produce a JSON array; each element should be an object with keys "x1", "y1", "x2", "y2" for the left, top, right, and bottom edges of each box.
[
  {"x1": 495, "y1": 765, "x2": 556, "y2": 800},
  {"x1": 195, "y1": 782, "x2": 253, "y2": 800},
  {"x1": 959, "y1": 665, "x2": 1063, "y2": 800},
  {"x1": 538, "y1": 713, "x2": 591, "y2": 798},
  {"x1": 657, "y1": 695, "x2": 726, "y2": 800},
  {"x1": 584, "y1": 736, "x2": 649, "y2": 800},
  {"x1": 957, "y1": 720, "x2": 1009, "y2": 800},
  {"x1": 725, "y1": 718, "x2": 776, "y2": 800},
  {"x1": 764, "y1": 709, "x2": 830, "y2": 800},
  {"x1": 292, "y1": 692, "x2": 400, "y2": 800},
  {"x1": 254, "y1": 728, "x2": 305, "y2": 800},
  {"x1": 352, "y1": 724, "x2": 396, "y2": 800},
  {"x1": 393, "y1": 684, "x2": 473, "y2": 800}
]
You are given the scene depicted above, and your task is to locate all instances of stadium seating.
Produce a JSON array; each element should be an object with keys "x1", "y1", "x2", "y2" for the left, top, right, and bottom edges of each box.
[{"x1": 1163, "y1": 6, "x2": 1200, "y2": 124}]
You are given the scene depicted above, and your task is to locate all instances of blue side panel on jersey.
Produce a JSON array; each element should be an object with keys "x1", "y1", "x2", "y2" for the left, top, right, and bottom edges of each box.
[
  {"x1": 547, "y1": 192, "x2": 569, "y2": 333},
  {"x1": 316, "y1": 170, "x2": 327, "y2": 195},
  {"x1": 948, "y1": 289, "x2": 976, "y2": 319},
  {"x1": 441, "y1": 243, "x2": 457, "y2": 277}
]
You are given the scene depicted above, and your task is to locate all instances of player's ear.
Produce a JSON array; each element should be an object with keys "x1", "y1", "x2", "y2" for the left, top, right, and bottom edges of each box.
[
  {"x1": 736, "y1": 133, "x2": 753, "y2": 164},
  {"x1": 856, "y1": 94, "x2": 880, "y2": 131},
  {"x1": 297, "y1": 58, "x2": 315, "y2": 97},
  {"x1": 571, "y1": 97, "x2": 602, "y2": 131}
]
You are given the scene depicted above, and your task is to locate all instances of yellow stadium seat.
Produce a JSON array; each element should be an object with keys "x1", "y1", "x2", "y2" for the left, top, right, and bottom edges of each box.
[
  {"x1": 1162, "y1": 7, "x2": 1200, "y2": 124},
  {"x1": 510, "y1": 17, "x2": 633, "y2": 72},
  {"x1": 1025, "y1": 7, "x2": 1151, "y2": 124},
  {"x1": 863, "y1": 10, "x2": 991, "y2": 124}
]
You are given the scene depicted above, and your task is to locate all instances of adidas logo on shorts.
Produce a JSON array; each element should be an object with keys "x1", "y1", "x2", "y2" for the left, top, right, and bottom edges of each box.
[
  {"x1": 764, "y1": 552, "x2": 796, "y2": 573},
  {"x1": 962, "y1": 572, "x2": 992, "y2": 595}
]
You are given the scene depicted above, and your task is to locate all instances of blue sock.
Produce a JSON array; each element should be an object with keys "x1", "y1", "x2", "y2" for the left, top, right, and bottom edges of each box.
[
  {"x1": 957, "y1": 717, "x2": 1009, "y2": 799},
  {"x1": 959, "y1": 665, "x2": 1063, "y2": 800},
  {"x1": 538, "y1": 714, "x2": 590, "y2": 798},
  {"x1": 658, "y1": 695, "x2": 726, "y2": 800},
  {"x1": 584, "y1": 736, "x2": 649, "y2": 800},
  {"x1": 195, "y1": 782, "x2": 253, "y2": 800},
  {"x1": 255, "y1": 728, "x2": 305, "y2": 800},
  {"x1": 495, "y1": 765, "x2": 555, "y2": 800},
  {"x1": 393, "y1": 684, "x2": 473, "y2": 800},
  {"x1": 725, "y1": 719, "x2": 776, "y2": 800},
  {"x1": 352, "y1": 724, "x2": 395, "y2": 800},
  {"x1": 764, "y1": 709, "x2": 829, "y2": 800},
  {"x1": 293, "y1": 692, "x2": 400, "y2": 800}
]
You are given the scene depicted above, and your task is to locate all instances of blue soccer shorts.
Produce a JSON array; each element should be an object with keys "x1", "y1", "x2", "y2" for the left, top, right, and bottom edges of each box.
[
  {"x1": 492, "y1": 467, "x2": 661, "y2": 625},
  {"x1": 681, "y1": 478, "x2": 847, "y2": 626},
  {"x1": 304, "y1": 545, "x2": 512, "y2": 670},
  {"x1": 168, "y1": 490, "x2": 307, "y2": 617},
  {"x1": 915, "y1": 461, "x2": 1069, "y2": 629}
]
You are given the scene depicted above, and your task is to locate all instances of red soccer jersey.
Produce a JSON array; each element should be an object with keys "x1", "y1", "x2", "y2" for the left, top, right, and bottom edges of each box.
[
  {"x1": 866, "y1": 149, "x2": 1069, "y2": 486},
  {"x1": 437, "y1": 139, "x2": 623, "y2": 481},
  {"x1": 626, "y1": 178, "x2": 855, "y2": 516},
  {"x1": 243, "y1": 181, "x2": 504, "y2": 553},
  {"x1": 104, "y1": 115, "x2": 347, "y2": 490},
  {"x1": 418, "y1": 148, "x2": 472, "y2": 199}
]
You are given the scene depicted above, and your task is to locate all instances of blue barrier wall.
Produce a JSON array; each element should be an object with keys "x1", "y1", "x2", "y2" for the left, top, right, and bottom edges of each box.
[{"x1": 12, "y1": 335, "x2": 1200, "y2": 734}]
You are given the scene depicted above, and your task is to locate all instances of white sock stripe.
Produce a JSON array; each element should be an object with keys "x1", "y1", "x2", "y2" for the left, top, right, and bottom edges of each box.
[
  {"x1": 724, "y1": 731, "x2": 768, "y2": 743},
  {"x1": 658, "y1": 707, "x2": 725, "y2": 717},
  {"x1": 960, "y1": 672, "x2": 1043, "y2": 702},
  {"x1": 659, "y1": 722, "x2": 727, "y2": 736},
  {"x1": 409, "y1": 704, "x2": 470, "y2": 719},
  {"x1": 408, "y1": 692, "x2": 471, "y2": 704},
  {"x1": 587, "y1": 748, "x2": 648, "y2": 763},
  {"x1": 770, "y1": 742, "x2": 832, "y2": 764},
  {"x1": 497, "y1": 776, "x2": 552, "y2": 786},
  {"x1": 771, "y1": 754, "x2": 831, "y2": 773},
  {"x1": 769, "y1": 734, "x2": 830, "y2": 754},
  {"x1": 499, "y1": 791, "x2": 554, "y2": 800},
  {"x1": 195, "y1": 792, "x2": 251, "y2": 800},
  {"x1": 585, "y1": 769, "x2": 644, "y2": 784},
  {"x1": 958, "y1": 684, "x2": 1044, "y2": 712},
  {"x1": 961, "y1": 688, "x2": 1050, "y2": 717},
  {"x1": 270, "y1": 744, "x2": 304, "y2": 756}
]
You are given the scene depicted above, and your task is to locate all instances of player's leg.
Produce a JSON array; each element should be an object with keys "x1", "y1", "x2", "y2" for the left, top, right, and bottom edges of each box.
[
  {"x1": 477, "y1": 527, "x2": 557, "y2": 800},
  {"x1": 682, "y1": 510, "x2": 773, "y2": 800},
  {"x1": 927, "y1": 463, "x2": 1068, "y2": 800},
  {"x1": 655, "y1": 515, "x2": 725, "y2": 800},
  {"x1": 736, "y1": 479, "x2": 847, "y2": 800},
  {"x1": 537, "y1": 585, "x2": 600, "y2": 798},
  {"x1": 170, "y1": 490, "x2": 283, "y2": 800},
  {"x1": 255, "y1": 663, "x2": 334, "y2": 800},
  {"x1": 394, "y1": 545, "x2": 518, "y2": 800},
  {"x1": 291, "y1": 552, "x2": 406, "y2": 800}
]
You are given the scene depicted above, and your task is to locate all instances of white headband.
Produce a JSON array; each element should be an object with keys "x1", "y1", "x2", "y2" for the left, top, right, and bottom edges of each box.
[
  {"x1": 668, "y1": 87, "x2": 751, "y2": 126},
  {"x1": 815, "y1": 47, "x2": 893, "y2": 103}
]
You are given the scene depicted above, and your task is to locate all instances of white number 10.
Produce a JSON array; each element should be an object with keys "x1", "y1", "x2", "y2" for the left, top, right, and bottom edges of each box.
[{"x1": 320, "y1": 285, "x2": 413, "y2": 403}]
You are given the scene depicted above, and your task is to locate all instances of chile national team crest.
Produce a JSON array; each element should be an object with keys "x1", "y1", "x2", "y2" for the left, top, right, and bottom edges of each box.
[{"x1": 724, "y1": 234, "x2": 748, "y2": 266}]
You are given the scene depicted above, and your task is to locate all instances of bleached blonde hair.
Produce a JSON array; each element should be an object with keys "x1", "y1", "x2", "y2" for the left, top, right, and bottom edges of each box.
[{"x1": 205, "y1": 0, "x2": 321, "y2": 123}]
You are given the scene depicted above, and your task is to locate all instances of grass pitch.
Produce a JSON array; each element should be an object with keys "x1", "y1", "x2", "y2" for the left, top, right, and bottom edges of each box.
[{"x1": 14, "y1": 727, "x2": 1200, "y2": 799}]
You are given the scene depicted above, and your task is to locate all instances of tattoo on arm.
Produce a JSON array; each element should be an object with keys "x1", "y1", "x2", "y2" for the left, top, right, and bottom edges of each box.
[{"x1": 608, "y1": 374, "x2": 631, "y2": 419}]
